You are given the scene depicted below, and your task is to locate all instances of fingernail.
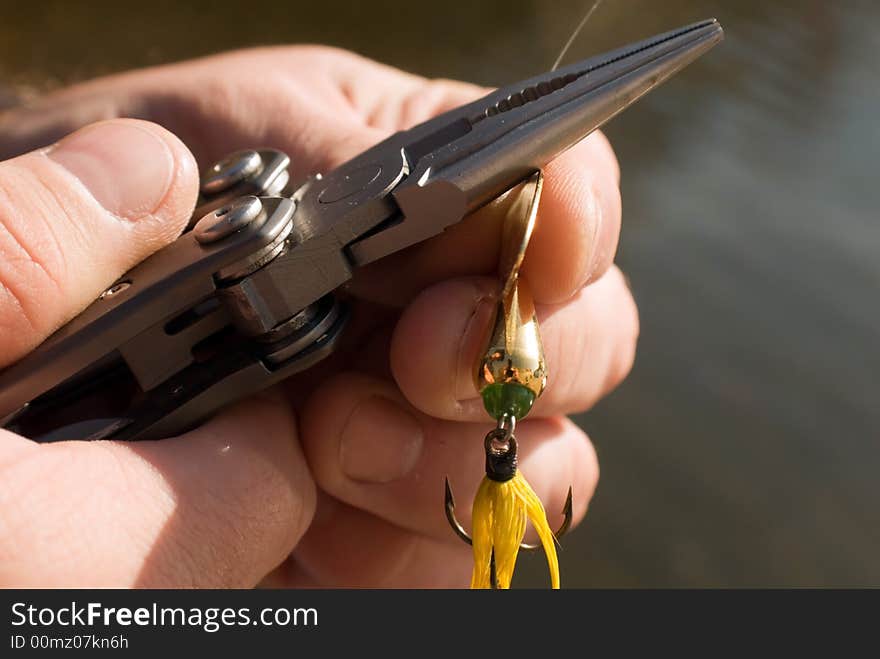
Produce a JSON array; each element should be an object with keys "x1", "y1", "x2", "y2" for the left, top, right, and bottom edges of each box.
[
  {"x1": 48, "y1": 120, "x2": 174, "y2": 222},
  {"x1": 339, "y1": 396, "x2": 423, "y2": 483}
]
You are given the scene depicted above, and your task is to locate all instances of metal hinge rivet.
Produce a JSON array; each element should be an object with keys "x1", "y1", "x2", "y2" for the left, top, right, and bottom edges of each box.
[
  {"x1": 194, "y1": 195, "x2": 263, "y2": 245},
  {"x1": 200, "y1": 149, "x2": 262, "y2": 195}
]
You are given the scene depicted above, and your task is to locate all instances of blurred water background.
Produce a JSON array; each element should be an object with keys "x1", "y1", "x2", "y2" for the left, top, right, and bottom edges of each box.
[{"x1": 1, "y1": 0, "x2": 876, "y2": 586}]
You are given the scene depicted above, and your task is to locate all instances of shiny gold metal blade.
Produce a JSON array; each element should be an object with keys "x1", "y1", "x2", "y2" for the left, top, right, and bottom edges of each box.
[
  {"x1": 476, "y1": 171, "x2": 547, "y2": 399},
  {"x1": 499, "y1": 171, "x2": 542, "y2": 302}
]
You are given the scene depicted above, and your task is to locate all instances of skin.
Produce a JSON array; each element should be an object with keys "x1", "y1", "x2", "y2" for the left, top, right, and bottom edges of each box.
[{"x1": 0, "y1": 46, "x2": 637, "y2": 587}]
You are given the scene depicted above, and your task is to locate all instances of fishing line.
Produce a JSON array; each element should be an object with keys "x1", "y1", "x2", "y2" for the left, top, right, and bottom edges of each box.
[{"x1": 551, "y1": 0, "x2": 604, "y2": 72}]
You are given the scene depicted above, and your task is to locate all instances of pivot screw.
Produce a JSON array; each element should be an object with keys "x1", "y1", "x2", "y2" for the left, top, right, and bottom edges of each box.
[
  {"x1": 200, "y1": 149, "x2": 262, "y2": 195},
  {"x1": 194, "y1": 196, "x2": 263, "y2": 244}
]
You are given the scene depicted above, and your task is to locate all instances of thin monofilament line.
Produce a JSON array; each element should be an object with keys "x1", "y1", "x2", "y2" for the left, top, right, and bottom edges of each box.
[{"x1": 551, "y1": 0, "x2": 604, "y2": 72}]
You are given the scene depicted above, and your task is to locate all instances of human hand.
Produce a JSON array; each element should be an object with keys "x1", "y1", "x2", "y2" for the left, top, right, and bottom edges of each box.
[{"x1": 0, "y1": 47, "x2": 637, "y2": 587}]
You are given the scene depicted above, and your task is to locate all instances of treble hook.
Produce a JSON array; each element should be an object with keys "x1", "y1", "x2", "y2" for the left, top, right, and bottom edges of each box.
[{"x1": 443, "y1": 477, "x2": 573, "y2": 552}]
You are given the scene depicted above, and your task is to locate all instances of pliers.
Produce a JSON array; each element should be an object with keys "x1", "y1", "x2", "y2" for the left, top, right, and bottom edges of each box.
[{"x1": 0, "y1": 19, "x2": 722, "y2": 442}]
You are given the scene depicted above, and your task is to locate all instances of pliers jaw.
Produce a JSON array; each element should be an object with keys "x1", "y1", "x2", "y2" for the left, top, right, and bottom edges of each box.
[{"x1": 333, "y1": 19, "x2": 724, "y2": 265}]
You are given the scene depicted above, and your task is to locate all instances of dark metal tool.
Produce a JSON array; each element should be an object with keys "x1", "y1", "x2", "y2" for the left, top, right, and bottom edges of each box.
[{"x1": 0, "y1": 20, "x2": 723, "y2": 442}]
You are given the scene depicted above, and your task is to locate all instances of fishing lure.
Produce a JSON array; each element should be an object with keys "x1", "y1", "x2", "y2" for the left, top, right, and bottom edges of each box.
[{"x1": 444, "y1": 171, "x2": 572, "y2": 589}]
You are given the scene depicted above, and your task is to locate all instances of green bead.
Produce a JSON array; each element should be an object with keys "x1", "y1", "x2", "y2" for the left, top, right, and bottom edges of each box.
[{"x1": 481, "y1": 382, "x2": 536, "y2": 421}]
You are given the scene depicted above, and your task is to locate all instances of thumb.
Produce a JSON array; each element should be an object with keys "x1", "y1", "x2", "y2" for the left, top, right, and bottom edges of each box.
[{"x1": 0, "y1": 118, "x2": 198, "y2": 366}]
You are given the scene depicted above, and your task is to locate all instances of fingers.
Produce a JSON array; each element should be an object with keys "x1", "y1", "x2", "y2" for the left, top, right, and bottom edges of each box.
[
  {"x1": 389, "y1": 266, "x2": 638, "y2": 422},
  {"x1": 0, "y1": 393, "x2": 315, "y2": 587},
  {"x1": 319, "y1": 50, "x2": 488, "y2": 131},
  {"x1": 300, "y1": 372, "x2": 597, "y2": 545},
  {"x1": 0, "y1": 118, "x2": 198, "y2": 366}
]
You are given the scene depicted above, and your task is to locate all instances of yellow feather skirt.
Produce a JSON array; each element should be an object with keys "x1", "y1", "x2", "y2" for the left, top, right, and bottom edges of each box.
[{"x1": 470, "y1": 471, "x2": 560, "y2": 589}]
